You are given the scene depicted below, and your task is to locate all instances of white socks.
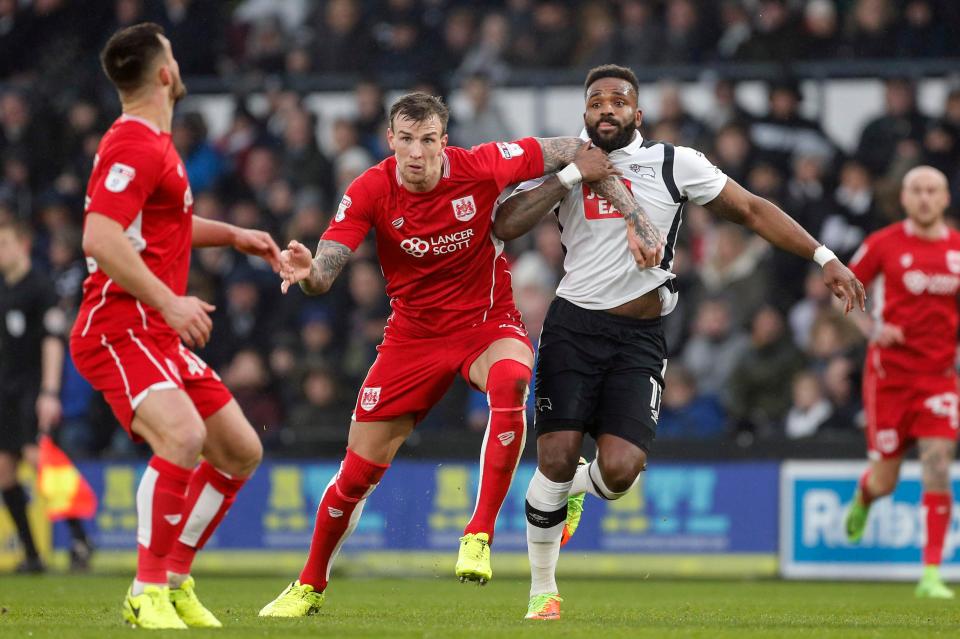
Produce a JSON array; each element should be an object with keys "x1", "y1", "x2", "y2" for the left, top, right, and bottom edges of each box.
[
  {"x1": 569, "y1": 459, "x2": 632, "y2": 500},
  {"x1": 525, "y1": 469, "x2": 572, "y2": 597}
]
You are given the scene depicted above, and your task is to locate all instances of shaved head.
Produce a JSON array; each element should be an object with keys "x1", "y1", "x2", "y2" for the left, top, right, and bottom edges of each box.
[{"x1": 901, "y1": 164, "x2": 950, "y2": 229}]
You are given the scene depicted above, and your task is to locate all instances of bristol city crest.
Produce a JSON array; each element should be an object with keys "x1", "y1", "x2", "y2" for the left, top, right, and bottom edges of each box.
[
  {"x1": 451, "y1": 195, "x2": 477, "y2": 222},
  {"x1": 360, "y1": 386, "x2": 382, "y2": 411},
  {"x1": 947, "y1": 250, "x2": 960, "y2": 274}
]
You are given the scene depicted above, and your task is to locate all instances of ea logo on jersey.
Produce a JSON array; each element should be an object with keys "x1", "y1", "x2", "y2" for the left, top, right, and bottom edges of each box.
[
  {"x1": 335, "y1": 195, "x2": 352, "y2": 223},
  {"x1": 105, "y1": 162, "x2": 136, "y2": 193},
  {"x1": 360, "y1": 386, "x2": 381, "y2": 411},
  {"x1": 947, "y1": 250, "x2": 960, "y2": 274},
  {"x1": 401, "y1": 237, "x2": 430, "y2": 257},
  {"x1": 452, "y1": 195, "x2": 477, "y2": 222}
]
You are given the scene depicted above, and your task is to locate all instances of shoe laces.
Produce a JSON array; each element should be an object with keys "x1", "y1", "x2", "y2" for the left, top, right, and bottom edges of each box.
[{"x1": 461, "y1": 534, "x2": 488, "y2": 560}]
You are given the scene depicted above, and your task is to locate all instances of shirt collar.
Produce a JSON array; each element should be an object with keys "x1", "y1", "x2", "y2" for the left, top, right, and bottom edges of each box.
[{"x1": 577, "y1": 128, "x2": 644, "y2": 156}]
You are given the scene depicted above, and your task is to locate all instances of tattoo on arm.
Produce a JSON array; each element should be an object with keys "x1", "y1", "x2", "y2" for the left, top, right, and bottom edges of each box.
[
  {"x1": 590, "y1": 176, "x2": 662, "y2": 251},
  {"x1": 536, "y1": 137, "x2": 585, "y2": 173},
  {"x1": 494, "y1": 177, "x2": 568, "y2": 240},
  {"x1": 301, "y1": 240, "x2": 352, "y2": 295}
]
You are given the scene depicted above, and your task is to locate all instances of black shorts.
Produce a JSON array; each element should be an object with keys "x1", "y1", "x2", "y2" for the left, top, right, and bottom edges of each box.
[
  {"x1": 534, "y1": 297, "x2": 666, "y2": 451},
  {"x1": 0, "y1": 385, "x2": 39, "y2": 454}
]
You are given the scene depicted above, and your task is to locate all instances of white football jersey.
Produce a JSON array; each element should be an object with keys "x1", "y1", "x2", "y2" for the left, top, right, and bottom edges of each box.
[{"x1": 504, "y1": 131, "x2": 727, "y2": 314}]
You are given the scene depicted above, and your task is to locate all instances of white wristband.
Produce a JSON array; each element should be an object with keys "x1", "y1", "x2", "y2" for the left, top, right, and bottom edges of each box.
[
  {"x1": 813, "y1": 245, "x2": 837, "y2": 267},
  {"x1": 556, "y1": 163, "x2": 583, "y2": 190}
]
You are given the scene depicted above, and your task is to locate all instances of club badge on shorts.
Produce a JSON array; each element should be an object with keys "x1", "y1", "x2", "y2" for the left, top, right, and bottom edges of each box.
[{"x1": 360, "y1": 386, "x2": 382, "y2": 411}]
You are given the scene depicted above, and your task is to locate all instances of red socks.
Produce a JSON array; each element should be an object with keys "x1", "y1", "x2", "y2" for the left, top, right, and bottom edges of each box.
[
  {"x1": 923, "y1": 492, "x2": 952, "y2": 565},
  {"x1": 857, "y1": 469, "x2": 875, "y2": 506},
  {"x1": 299, "y1": 449, "x2": 388, "y2": 591},
  {"x1": 166, "y1": 461, "x2": 248, "y2": 575},
  {"x1": 136, "y1": 456, "x2": 191, "y2": 584},
  {"x1": 464, "y1": 359, "x2": 531, "y2": 544}
]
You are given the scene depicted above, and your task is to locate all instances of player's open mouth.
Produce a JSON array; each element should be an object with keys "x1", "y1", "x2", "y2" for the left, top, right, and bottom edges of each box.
[
  {"x1": 598, "y1": 122, "x2": 619, "y2": 134},
  {"x1": 407, "y1": 164, "x2": 423, "y2": 172}
]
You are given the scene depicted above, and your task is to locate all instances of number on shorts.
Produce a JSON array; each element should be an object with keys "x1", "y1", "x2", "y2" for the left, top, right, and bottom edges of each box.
[
  {"x1": 923, "y1": 392, "x2": 959, "y2": 430},
  {"x1": 649, "y1": 376, "x2": 662, "y2": 421}
]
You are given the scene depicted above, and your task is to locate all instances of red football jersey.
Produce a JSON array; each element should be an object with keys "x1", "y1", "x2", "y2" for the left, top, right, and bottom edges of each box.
[
  {"x1": 322, "y1": 139, "x2": 544, "y2": 338},
  {"x1": 73, "y1": 115, "x2": 194, "y2": 341},
  {"x1": 849, "y1": 220, "x2": 960, "y2": 377}
]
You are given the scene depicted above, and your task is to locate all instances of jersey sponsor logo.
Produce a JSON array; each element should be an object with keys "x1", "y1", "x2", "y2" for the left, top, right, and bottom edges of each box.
[
  {"x1": 335, "y1": 195, "x2": 352, "y2": 223},
  {"x1": 104, "y1": 162, "x2": 136, "y2": 193},
  {"x1": 900, "y1": 253, "x2": 913, "y2": 268},
  {"x1": 5, "y1": 310, "x2": 25, "y2": 338},
  {"x1": 451, "y1": 195, "x2": 477, "y2": 222},
  {"x1": 391, "y1": 217, "x2": 405, "y2": 229},
  {"x1": 630, "y1": 164, "x2": 656, "y2": 179},
  {"x1": 401, "y1": 237, "x2": 430, "y2": 257},
  {"x1": 902, "y1": 270, "x2": 960, "y2": 296},
  {"x1": 875, "y1": 429, "x2": 899, "y2": 454},
  {"x1": 360, "y1": 386, "x2": 381, "y2": 411},
  {"x1": 496, "y1": 142, "x2": 524, "y2": 159},
  {"x1": 401, "y1": 229, "x2": 475, "y2": 257},
  {"x1": 327, "y1": 507, "x2": 344, "y2": 518},
  {"x1": 582, "y1": 179, "x2": 633, "y2": 220},
  {"x1": 947, "y1": 250, "x2": 960, "y2": 274}
]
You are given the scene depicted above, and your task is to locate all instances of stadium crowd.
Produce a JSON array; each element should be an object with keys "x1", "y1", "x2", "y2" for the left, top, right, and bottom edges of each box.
[{"x1": 2, "y1": 0, "x2": 960, "y2": 457}]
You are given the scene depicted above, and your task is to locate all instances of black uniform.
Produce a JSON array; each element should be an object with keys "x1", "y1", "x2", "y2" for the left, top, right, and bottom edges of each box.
[{"x1": 0, "y1": 267, "x2": 62, "y2": 453}]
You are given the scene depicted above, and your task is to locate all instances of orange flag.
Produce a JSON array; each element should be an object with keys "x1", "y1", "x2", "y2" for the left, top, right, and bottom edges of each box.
[{"x1": 37, "y1": 435, "x2": 97, "y2": 521}]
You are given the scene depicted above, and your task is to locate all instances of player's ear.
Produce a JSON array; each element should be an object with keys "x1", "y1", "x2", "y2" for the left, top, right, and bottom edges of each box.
[
  {"x1": 440, "y1": 133, "x2": 448, "y2": 150},
  {"x1": 386, "y1": 127, "x2": 396, "y2": 152},
  {"x1": 157, "y1": 64, "x2": 172, "y2": 88},
  {"x1": 635, "y1": 108, "x2": 643, "y2": 128}
]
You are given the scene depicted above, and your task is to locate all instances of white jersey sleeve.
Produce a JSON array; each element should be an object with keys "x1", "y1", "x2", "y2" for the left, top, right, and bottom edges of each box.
[{"x1": 673, "y1": 145, "x2": 727, "y2": 205}]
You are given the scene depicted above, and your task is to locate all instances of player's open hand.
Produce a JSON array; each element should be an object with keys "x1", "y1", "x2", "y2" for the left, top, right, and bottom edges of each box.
[
  {"x1": 625, "y1": 215, "x2": 665, "y2": 268},
  {"x1": 162, "y1": 295, "x2": 215, "y2": 349},
  {"x1": 822, "y1": 260, "x2": 866, "y2": 314},
  {"x1": 234, "y1": 229, "x2": 282, "y2": 272},
  {"x1": 36, "y1": 393, "x2": 62, "y2": 433},
  {"x1": 873, "y1": 322, "x2": 906, "y2": 347},
  {"x1": 280, "y1": 240, "x2": 315, "y2": 294},
  {"x1": 573, "y1": 141, "x2": 620, "y2": 183}
]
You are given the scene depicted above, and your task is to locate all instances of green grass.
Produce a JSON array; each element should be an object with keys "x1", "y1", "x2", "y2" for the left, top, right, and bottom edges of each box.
[{"x1": 1, "y1": 575, "x2": 959, "y2": 638}]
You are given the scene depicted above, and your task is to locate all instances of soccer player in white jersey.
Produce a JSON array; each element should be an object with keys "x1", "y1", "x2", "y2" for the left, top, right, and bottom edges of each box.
[{"x1": 494, "y1": 64, "x2": 866, "y2": 620}]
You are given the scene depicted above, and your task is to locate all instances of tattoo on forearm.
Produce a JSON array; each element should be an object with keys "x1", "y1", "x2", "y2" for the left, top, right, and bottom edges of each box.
[
  {"x1": 496, "y1": 177, "x2": 569, "y2": 239},
  {"x1": 590, "y1": 176, "x2": 662, "y2": 252},
  {"x1": 300, "y1": 240, "x2": 351, "y2": 295},
  {"x1": 536, "y1": 137, "x2": 585, "y2": 173}
]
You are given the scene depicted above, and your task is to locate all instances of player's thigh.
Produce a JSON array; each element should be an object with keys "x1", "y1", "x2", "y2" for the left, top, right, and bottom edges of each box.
[
  {"x1": 354, "y1": 340, "x2": 455, "y2": 424},
  {"x1": 467, "y1": 337, "x2": 534, "y2": 391},
  {"x1": 347, "y1": 416, "x2": 416, "y2": 465},
  {"x1": 132, "y1": 388, "x2": 207, "y2": 465},
  {"x1": 536, "y1": 430, "x2": 585, "y2": 482},
  {"x1": 201, "y1": 398, "x2": 263, "y2": 477}
]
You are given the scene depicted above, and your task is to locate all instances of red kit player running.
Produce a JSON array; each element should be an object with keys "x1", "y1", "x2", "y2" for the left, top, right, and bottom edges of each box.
[
  {"x1": 845, "y1": 166, "x2": 960, "y2": 599},
  {"x1": 70, "y1": 24, "x2": 281, "y2": 629},
  {"x1": 259, "y1": 93, "x2": 651, "y2": 617}
]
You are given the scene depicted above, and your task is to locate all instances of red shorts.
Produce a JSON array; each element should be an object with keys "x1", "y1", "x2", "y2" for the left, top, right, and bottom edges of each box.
[
  {"x1": 70, "y1": 327, "x2": 233, "y2": 439},
  {"x1": 863, "y1": 367, "x2": 959, "y2": 459},
  {"x1": 353, "y1": 313, "x2": 532, "y2": 423}
]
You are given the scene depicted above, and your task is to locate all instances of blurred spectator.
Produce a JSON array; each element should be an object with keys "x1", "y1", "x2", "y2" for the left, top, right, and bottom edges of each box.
[
  {"x1": 173, "y1": 111, "x2": 225, "y2": 194},
  {"x1": 704, "y1": 78, "x2": 754, "y2": 132},
  {"x1": 681, "y1": 297, "x2": 750, "y2": 402},
  {"x1": 737, "y1": 0, "x2": 802, "y2": 62},
  {"x1": 619, "y1": 0, "x2": 662, "y2": 66},
  {"x1": 661, "y1": 0, "x2": 709, "y2": 64},
  {"x1": 457, "y1": 12, "x2": 512, "y2": 85},
  {"x1": 439, "y1": 8, "x2": 476, "y2": 75},
  {"x1": 799, "y1": 0, "x2": 843, "y2": 60},
  {"x1": 572, "y1": 2, "x2": 617, "y2": 69},
  {"x1": 821, "y1": 159, "x2": 878, "y2": 260},
  {"x1": 656, "y1": 83, "x2": 708, "y2": 148},
  {"x1": 820, "y1": 355, "x2": 861, "y2": 431},
  {"x1": 285, "y1": 362, "x2": 351, "y2": 447},
  {"x1": 698, "y1": 223, "x2": 768, "y2": 329},
  {"x1": 784, "y1": 370, "x2": 832, "y2": 439},
  {"x1": 896, "y1": 0, "x2": 950, "y2": 58},
  {"x1": 353, "y1": 80, "x2": 389, "y2": 160},
  {"x1": 279, "y1": 106, "x2": 332, "y2": 203},
  {"x1": 788, "y1": 268, "x2": 834, "y2": 351},
  {"x1": 520, "y1": 1, "x2": 577, "y2": 68},
  {"x1": 222, "y1": 348, "x2": 283, "y2": 446},
  {"x1": 846, "y1": 0, "x2": 896, "y2": 58},
  {"x1": 157, "y1": 0, "x2": 222, "y2": 75},
  {"x1": 749, "y1": 79, "x2": 834, "y2": 174},
  {"x1": 452, "y1": 73, "x2": 513, "y2": 148},
  {"x1": 313, "y1": 0, "x2": 373, "y2": 74},
  {"x1": 716, "y1": 0, "x2": 751, "y2": 60},
  {"x1": 658, "y1": 365, "x2": 726, "y2": 439},
  {"x1": 726, "y1": 306, "x2": 807, "y2": 436},
  {"x1": 856, "y1": 78, "x2": 931, "y2": 177}
]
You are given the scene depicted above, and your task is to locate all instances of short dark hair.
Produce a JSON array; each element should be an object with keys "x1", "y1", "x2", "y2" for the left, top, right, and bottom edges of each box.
[
  {"x1": 100, "y1": 22, "x2": 166, "y2": 92},
  {"x1": 584, "y1": 64, "x2": 640, "y2": 97},
  {"x1": 388, "y1": 92, "x2": 449, "y2": 134}
]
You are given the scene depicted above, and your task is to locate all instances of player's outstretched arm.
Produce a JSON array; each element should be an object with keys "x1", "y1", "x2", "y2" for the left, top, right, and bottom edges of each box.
[
  {"x1": 83, "y1": 213, "x2": 215, "y2": 347},
  {"x1": 704, "y1": 178, "x2": 866, "y2": 313},
  {"x1": 280, "y1": 239, "x2": 352, "y2": 296},
  {"x1": 192, "y1": 217, "x2": 281, "y2": 272},
  {"x1": 495, "y1": 141, "x2": 620, "y2": 241}
]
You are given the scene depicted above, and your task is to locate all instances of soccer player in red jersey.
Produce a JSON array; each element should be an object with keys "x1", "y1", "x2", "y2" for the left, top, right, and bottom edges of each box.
[
  {"x1": 259, "y1": 93, "x2": 655, "y2": 617},
  {"x1": 69, "y1": 24, "x2": 281, "y2": 629},
  {"x1": 845, "y1": 166, "x2": 960, "y2": 598}
]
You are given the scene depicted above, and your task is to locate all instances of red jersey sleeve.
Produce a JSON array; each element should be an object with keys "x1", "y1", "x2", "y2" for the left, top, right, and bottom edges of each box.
[
  {"x1": 320, "y1": 171, "x2": 383, "y2": 251},
  {"x1": 848, "y1": 232, "x2": 884, "y2": 286},
  {"x1": 470, "y1": 138, "x2": 545, "y2": 191},
  {"x1": 87, "y1": 138, "x2": 163, "y2": 227}
]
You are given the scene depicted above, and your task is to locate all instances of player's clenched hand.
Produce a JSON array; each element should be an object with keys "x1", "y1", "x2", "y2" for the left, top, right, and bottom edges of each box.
[
  {"x1": 873, "y1": 322, "x2": 906, "y2": 347},
  {"x1": 822, "y1": 260, "x2": 866, "y2": 314},
  {"x1": 161, "y1": 296, "x2": 215, "y2": 349},
  {"x1": 625, "y1": 215, "x2": 665, "y2": 268},
  {"x1": 573, "y1": 141, "x2": 620, "y2": 183},
  {"x1": 279, "y1": 240, "x2": 315, "y2": 294},
  {"x1": 234, "y1": 229, "x2": 282, "y2": 273}
]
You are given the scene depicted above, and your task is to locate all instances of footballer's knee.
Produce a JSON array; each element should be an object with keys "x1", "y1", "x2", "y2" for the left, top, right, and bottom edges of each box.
[
  {"x1": 597, "y1": 448, "x2": 647, "y2": 495},
  {"x1": 536, "y1": 431, "x2": 582, "y2": 482},
  {"x1": 486, "y1": 358, "x2": 532, "y2": 405}
]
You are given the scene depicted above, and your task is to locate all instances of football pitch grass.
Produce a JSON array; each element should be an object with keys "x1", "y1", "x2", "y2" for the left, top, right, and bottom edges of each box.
[{"x1": 2, "y1": 575, "x2": 959, "y2": 638}]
